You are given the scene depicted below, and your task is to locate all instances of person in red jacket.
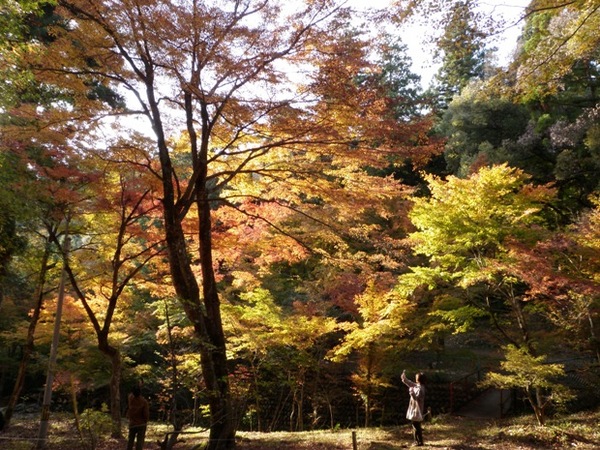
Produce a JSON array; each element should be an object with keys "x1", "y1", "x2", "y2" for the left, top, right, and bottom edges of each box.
[{"x1": 127, "y1": 386, "x2": 149, "y2": 450}]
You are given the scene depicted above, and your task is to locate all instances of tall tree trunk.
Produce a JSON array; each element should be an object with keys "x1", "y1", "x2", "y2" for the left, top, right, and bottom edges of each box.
[
  {"x1": 98, "y1": 336, "x2": 123, "y2": 438},
  {"x1": 196, "y1": 189, "x2": 235, "y2": 449},
  {"x1": 37, "y1": 231, "x2": 69, "y2": 449},
  {"x1": 161, "y1": 193, "x2": 235, "y2": 450},
  {"x1": 148, "y1": 50, "x2": 234, "y2": 449},
  {"x1": 510, "y1": 292, "x2": 531, "y2": 350},
  {"x1": 532, "y1": 386, "x2": 546, "y2": 426},
  {"x1": 4, "y1": 241, "x2": 52, "y2": 428},
  {"x1": 296, "y1": 369, "x2": 305, "y2": 432},
  {"x1": 364, "y1": 346, "x2": 374, "y2": 428},
  {"x1": 70, "y1": 374, "x2": 85, "y2": 443}
]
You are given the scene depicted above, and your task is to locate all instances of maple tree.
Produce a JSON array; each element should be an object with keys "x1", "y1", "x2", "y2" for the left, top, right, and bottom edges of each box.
[
  {"x1": 329, "y1": 277, "x2": 411, "y2": 427},
  {"x1": 1, "y1": 1, "x2": 139, "y2": 432},
  {"x1": 387, "y1": 163, "x2": 600, "y2": 423},
  {"x1": 482, "y1": 344, "x2": 573, "y2": 426},
  {"x1": 2, "y1": 223, "x2": 59, "y2": 429},
  {"x1": 2, "y1": 0, "x2": 598, "y2": 438},
  {"x1": 11, "y1": 1, "x2": 438, "y2": 447},
  {"x1": 510, "y1": 0, "x2": 600, "y2": 98},
  {"x1": 0, "y1": 48, "x2": 111, "y2": 432},
  {"x1": 400, "y1": 164, "x2": 557, "y2": 351},
  {"x1": 573, "y1": 198, "x2": 600, "y2": 360},
  {"x1": 519, "y1": 197, "x2": 600, "y2": 363},
  {"x1": 53, "y1": 153, "x2": 163, "y2": 437},
  {"x1": 225, "y1": 287, "x2": 340, "y2": 432}
]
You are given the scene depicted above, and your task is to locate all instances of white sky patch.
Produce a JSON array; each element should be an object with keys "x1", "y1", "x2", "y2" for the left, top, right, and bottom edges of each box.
[
  {"x1": 338, "y1": 0, "x2": 530, "y2": 88},
  {"x1": 101, "y1": 0, "x2": 531, "y2": 139}
]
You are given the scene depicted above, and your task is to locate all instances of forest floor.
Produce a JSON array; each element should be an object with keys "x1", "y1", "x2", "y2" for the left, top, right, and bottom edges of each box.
[{"x1": 2, "y1": 409, "x2": 600, "y2": 450}]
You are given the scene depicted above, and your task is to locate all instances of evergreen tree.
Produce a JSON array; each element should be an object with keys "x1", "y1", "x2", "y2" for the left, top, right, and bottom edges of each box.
[
  {"x1": 373, "y1": 35, "x2": 424, "y2": 122},
  {"x1": 430, "y1": 0, "x2": 488, "y2": 109}
]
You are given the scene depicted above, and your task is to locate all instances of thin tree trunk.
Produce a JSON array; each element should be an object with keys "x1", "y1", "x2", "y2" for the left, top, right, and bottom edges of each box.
[
  {"x1": 294, "y1": 369, "x2": 305, "y2": 432},
  {"x1": 534, "y1": 387, "x2": 546, "y2": 426},
  {"x1": 364, "y1": 347, "x2": 374, "y2": 428},
  {"x1": 37, "y1": 230, "x2": 70, "y2": 449},
  {"x1": 251, "y1": 360, "x2": 262, "y2": 432},
  {"x1": 510, "y1": 293, "x2": 531, "y2": 350},
  {"x1": 586, "y1": 309, "x2": 600, "y2": 364},
  {"x1": 71, "y1": 374, "x2": 85, "y2": 444},
  {"x1": 164, "y1": 301, "x2": 182, "y2": 450},
  {"x1": 4, "y1": 241, "x2": 52, "y2": 428},
  {"x1": 524, "y1": 386, "x2": 546, "y2": 426}
]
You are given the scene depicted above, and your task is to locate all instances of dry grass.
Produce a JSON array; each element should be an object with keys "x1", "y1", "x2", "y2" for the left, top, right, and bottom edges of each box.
[
  {"x1": 2, "y1": 410, "x2": 600, "y2": 449},
  {"x1": 233, "y1": 412, "x2": 600, "y2": 450}
]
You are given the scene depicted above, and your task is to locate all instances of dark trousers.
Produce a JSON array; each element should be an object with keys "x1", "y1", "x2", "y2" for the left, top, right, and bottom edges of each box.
[
  {"x1": 127, "y1": 425, "x2": 147, "y2": 450},
  {"x1": 411, "y1": 420, "x2": 423, "y2": 445}
]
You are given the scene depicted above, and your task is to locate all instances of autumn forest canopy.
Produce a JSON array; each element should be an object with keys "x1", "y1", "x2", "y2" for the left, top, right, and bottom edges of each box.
[{"x1": 0, "y1": 0, "x2": 599, "y2": 449}]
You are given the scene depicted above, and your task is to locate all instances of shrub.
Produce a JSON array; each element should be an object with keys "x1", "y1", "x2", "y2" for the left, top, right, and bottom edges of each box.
[{"x1": 79, "y1": 403, "x2": 112, "y2": 450}]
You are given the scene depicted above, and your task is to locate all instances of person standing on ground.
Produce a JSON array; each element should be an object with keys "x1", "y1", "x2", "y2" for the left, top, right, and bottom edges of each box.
[
  {"x1": 127, "y1": 385, "x2": 149, "y2": 450},
  {"x1": 401, "y1": 370, "x2": 426, "y2": 447}
]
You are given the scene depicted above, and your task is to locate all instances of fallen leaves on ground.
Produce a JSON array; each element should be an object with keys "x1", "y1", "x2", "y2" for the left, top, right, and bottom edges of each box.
[{"x1": 2, "y1": 410, "x2": 599, "y2": 449}]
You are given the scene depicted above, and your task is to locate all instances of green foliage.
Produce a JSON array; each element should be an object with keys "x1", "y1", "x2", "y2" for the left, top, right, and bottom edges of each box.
[
  {"x1": 437, "y1": 84, "x2": 531, "y2": 176},
  {"x1": 0, "y1": 1, "x2": 65, "y2": 109},
  {"x1": 0, "y1": 138, "x2": 42, "y2": 298},
  {"x1": 79, "y1": 403, "x2": 112, "y2": 450},
  {"x1": 329, "y1": 280, "x2": 410, "y2": 361},
  {"x1": 513, "y1": 1, "x2": 600, "y2": 98},
  {"x1": 387, "y1": 164, "x2": 568, "y2": 360},
  {"x1": 409, "y1": 164, "x2": 554, "y2": 271},
  {"x1": 392, "y1": 266, "x2": 451, "y2": 299},
  {"x1": 430, "y1": 0, "x2": 489, "y2": 108},
  {"x1": 428, "y1": 301, "x2": 487, "y2": 335},
  {"x1": 482, "y1": 345, "x2": 574, "y2": 426},
  {"x1": 484, "y1": 345, "x2": 566, "y2": 392},
  {"x1": 224, "y1": 287, "x2": 345, "y2": 430},
  {"x1": 226, "y1": 287, "x2": 340, "y2": 356}
]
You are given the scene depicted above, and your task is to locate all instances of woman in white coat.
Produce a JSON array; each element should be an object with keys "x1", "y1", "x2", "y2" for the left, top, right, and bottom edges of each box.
[{"x1": 401, "y1": 370, "x2": 426, "y2": 446}]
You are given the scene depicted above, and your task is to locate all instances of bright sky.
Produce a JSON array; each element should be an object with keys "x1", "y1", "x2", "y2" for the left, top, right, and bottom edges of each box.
[
  {"x1": 109, "y1": 0, "x2": 532, "y2": 140},
  {"x1": 344, "y1": 0, "x2": 531, "y2": 87}
]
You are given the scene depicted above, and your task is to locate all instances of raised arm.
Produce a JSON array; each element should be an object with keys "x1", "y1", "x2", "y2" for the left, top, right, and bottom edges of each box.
[{"x1": 401, "y1": 370, "x2": 417, "y2": 388}]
